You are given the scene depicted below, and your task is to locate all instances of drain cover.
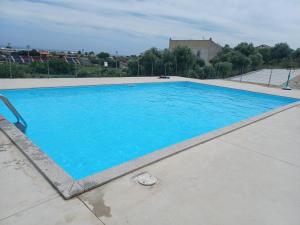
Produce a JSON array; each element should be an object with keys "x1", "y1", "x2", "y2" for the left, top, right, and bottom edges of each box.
[{"x1": 135, "y1": 172, "x2": 157, "y2": 186}]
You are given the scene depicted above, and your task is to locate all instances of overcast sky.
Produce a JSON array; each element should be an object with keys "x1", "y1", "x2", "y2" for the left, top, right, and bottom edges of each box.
[{"x1": 0, "y1": 0, "x2": 299, "y2": 55}]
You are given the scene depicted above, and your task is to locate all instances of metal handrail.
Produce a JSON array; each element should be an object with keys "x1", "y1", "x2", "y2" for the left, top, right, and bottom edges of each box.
[{"x1": 0, "y1": 94, "x2": 27, "y2": 131}]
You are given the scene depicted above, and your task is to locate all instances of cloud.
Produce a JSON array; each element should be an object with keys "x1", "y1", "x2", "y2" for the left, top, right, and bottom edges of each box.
[{"x1": 0, "y1": 0, "x2": 299, "y2": 54}]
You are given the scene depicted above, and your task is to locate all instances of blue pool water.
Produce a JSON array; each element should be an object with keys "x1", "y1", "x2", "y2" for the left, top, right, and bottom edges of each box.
[{"x1": 0, "y1": 82, "x2": 298, "y2": 179}]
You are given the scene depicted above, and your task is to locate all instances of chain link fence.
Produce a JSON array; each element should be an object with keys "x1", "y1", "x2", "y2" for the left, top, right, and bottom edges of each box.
[
  {"x1": 228, "y1": 68, "x2": 300, "y2": 88},
  {"x1": 0, "y1": 54, "x2": 127, "y2": 78}
]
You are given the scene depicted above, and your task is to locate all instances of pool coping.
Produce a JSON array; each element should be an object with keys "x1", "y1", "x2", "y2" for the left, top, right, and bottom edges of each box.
[{"x1": 1, "y1": 86, "x2": 300, "y2": 199}]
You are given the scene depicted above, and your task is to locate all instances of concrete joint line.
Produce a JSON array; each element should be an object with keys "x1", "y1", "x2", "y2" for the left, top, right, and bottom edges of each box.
[
  {"x1": 0, "y1": 195, "x2": 59, "y2": 222},
  {"x1": 77, "y1": 197, "x2": 106, "y2": 225}
]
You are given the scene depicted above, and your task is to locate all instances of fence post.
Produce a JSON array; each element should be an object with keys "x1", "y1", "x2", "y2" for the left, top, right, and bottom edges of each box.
[
  {"x1": 9, "y1": 55, "x2": 12, "y2": 79},
  {"x1": 75, "y1": 62, "x2": 77, "y2": 78},
  {"x1": 267, "y1": 68, "x2": 273, "y2": 86},
  {"x1": 282, "y1": 68, "x2": 292, "y2": 90},
  {"x1": 137, "y1": 57, "x2": 140, "y2": 76},
  {"x1": 47, "y1": 56, "x2": 50, "y2": 78},
  {"x1": 175, "y1": 57, "x2": 178, "y2": 75},
  {"x1": 239, "y1": 65, "x2": 244, "y2": 82}
]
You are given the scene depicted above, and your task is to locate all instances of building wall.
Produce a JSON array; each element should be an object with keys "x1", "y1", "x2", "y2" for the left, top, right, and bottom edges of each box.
[{"x1": 169, "y1": 39, "x2": 222, "y2": 64}]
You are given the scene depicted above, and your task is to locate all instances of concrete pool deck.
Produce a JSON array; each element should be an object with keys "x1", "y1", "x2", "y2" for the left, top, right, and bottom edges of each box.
[{"x1": 0, "y1": 77, "x2": 300, "y2": 225}]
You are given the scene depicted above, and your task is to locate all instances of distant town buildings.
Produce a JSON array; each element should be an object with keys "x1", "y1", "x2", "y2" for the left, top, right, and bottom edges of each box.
[
  {"x1": 169, "y1": 38, "x2": 222, "y2": 64},
  {"x1": 0, "y1": 46, "x2": 130, "y2": 69},
  {"x1": 0, "y1": 47, "x2": 89, "y2": 65}
]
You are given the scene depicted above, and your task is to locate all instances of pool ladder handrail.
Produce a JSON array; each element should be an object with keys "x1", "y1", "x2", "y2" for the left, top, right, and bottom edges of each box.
[{"x1": 0, "y1": 94, "x2": 27, "y2": 132}]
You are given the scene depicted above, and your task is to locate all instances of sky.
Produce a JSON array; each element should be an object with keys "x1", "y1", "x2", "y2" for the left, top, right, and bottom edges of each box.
[{"x1": 0, "y1": 0, "x2": 299, "y2": 55}]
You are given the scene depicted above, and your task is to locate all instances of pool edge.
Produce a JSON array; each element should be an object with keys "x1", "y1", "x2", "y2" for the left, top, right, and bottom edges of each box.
[{"x1": 1, "y1": 101, "x2": 300, "y2": 199}]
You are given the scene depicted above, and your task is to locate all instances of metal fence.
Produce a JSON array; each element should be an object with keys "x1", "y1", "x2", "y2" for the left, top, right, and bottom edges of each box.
[{"x1": 229, "y1": 68, "x2": 300, "y2": 88}]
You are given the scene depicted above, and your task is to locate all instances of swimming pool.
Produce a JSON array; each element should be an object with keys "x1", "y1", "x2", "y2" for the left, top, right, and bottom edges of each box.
[{"x1": 0, "y1": 82, "x2": 298, "y2": 182}]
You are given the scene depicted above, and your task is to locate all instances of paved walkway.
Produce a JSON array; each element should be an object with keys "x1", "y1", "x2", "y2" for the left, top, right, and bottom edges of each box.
[
  {"x1": 0, "y1": 77, "x2": 299, "y2": 225},
  {"x1": 0, "y1": 76, "x2": 187, "y2": 89}
]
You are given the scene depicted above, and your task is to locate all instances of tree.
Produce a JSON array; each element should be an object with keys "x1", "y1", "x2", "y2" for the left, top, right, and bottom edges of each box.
[
  {"x1": 141, "y1": 48, "x2": 160, "y2": 75},
  {"x1": 187, "y1": 65, "x2": 204, "y2": 79},
  {"x1": 258, "y1": 47, "x2": 271, "y2": 64},
  {"x1": 203, "y1": 65, "x2": 216, "y2": 79},
  {"x1": 30, "y1": 62, "x2": 47, "y2": 73},
  {"x1": 49, "y1": 59, "x2": 74, "y2": 74},
  {"x1": 215, "y1": 62, "x2": 232, "y2": 78},
  {"x1": 196, "y1": 58, "x2": 205, "y2": 67},
  {"x1": 173, "y1": 46, "x2": 196, "y2": 74},
  {"x1": 162, "y1": 49, "x2": 175, "y2": 76},
  {"x1": 249, "y1": 52, "x2": 263, "y2": 69},
  {"x1": 29, "y1": 49, "x2": 40, "y2": 56},
  {"x1": 271, "y1": 43, "x2": 292, "y2": 62},
  {"x1": 17, "y1": 49, "x2": 39, "y2": 56},
  {"x1": 17, "y1": 50, "x2": 29, "y2": 56},
  {"x1": 127, "y1": 58, "x2": 139, "y2": 76},
  {"x1": 97, "y1": 52, "x2": 110, "y2": 59},
  {"x1": 234, "y1": 42, "x2": 255, "y2": 57},
  {"x1": 210, "y1": 45, "x2": 233, "y2": 65},
  {"x1": 222, "y1": 44, "x2": 232, "y2": 54},
  {"x1": 231, "y1": 51, "x2": 251, "y2": 73},
  {"x1": 292, "y1": 48, "x2": 300, "y2": 66}
]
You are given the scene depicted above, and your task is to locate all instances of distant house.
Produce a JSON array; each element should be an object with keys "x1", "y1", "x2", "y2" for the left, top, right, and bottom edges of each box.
[
  {"x1": 0, "y1": 47, "x2": 17, "y2": 54},
  {"x1": 169, "y1": 38, "x2": 222, "y2": 64},
  {"x1": 39, "y1": 50, "x2": 50, "y2": 56},
  {"x1": 256, "y1": 44, "x2": 271, "y2": 49}
]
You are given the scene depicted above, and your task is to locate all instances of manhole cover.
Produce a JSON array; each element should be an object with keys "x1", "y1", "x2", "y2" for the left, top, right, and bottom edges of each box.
[{"x1": 135, "y1": 172, "x2": 157, "y2": 186}]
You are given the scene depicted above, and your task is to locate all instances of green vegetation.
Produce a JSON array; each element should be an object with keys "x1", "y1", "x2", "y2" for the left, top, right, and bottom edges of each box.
[
  {"x1": 0, "y1": 63, "x2": 126, "y2": 78},
  {"x1": 77, "y1": 66, "x2": 126, "y2": 77},
  {"x1": 1, "y1": 42, "x2": 299, "y2": 79},
  {"x1": 127, "y1": 42, "x2": 299, "y2": 79},
  {"x1": 127, "y1": 47, "x2": 203, "y2": 77},
  {"x1": 207, "y1": 42, "x2": 299, "y2": 79}
]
